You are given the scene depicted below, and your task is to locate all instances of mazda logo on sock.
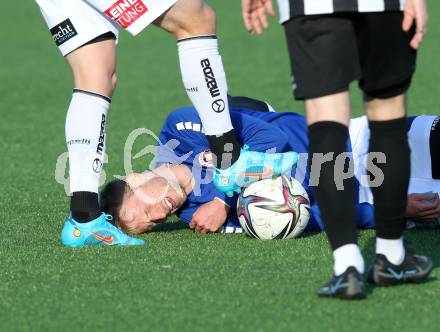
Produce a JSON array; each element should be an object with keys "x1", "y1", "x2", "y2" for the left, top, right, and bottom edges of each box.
[
  {"x1": 92, "y1": 158, "x2": 103, "y2": 173},
  {"x1": 96, "y1": 114, "x2": 106, "y2": 155},
  {"x1": 212, "y1": 99, "x2": 225, "y2": 113},
  {"x1": 201, "y1": 59, "x2": 220, "y2": 98}
]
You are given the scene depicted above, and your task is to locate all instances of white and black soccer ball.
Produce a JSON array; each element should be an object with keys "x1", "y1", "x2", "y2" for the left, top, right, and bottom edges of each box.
[{"x1": 237, "y1": 175, "x2": 311, "y2": 240}]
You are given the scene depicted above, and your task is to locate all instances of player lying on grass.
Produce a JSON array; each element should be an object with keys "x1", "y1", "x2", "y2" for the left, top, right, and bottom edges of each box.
[
  {"x1": 35, "y1": 0, "x2": 297, "y2": 247},
  {"x1": 100, "y1": 96, "x2": 440, "y2": 234}
]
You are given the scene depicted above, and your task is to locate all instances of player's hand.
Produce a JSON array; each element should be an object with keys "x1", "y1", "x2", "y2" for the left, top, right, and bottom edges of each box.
[
  {"x1": 189, "y1": 199, "x2": 229, "y2": 234},
  {"x1": 242, "y1": 0, "x2": 275, "y2": 35},
  {"x1": 406, "y1": 193, "x2": 440, "y2": 220},
  {"x1": 402, "y1": 0, "x2": 428, "y2": 49}
]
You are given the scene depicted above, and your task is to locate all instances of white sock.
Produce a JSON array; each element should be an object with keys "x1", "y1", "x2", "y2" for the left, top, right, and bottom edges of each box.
[
  {"x1": 333, "y1": 244, "x2": 365, "y2": 276},
  {"x1": 66, "y1": 90, "x2": 110, "y2": 194},
  {"x1": 376, "y1": 237, "x2": 405, "y2": 265},
  {"x1": 177, "y1": 35, "x2": 233, "y2": 136}
]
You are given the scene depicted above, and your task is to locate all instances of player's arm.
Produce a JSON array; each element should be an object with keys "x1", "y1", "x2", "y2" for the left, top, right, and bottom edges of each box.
[
  {"x1": 187, "y1": 176, "x2": 237, "y2": 234},
  {"x1": 189, "y1": 198, "x2": 230, "y2": 233},
  {"x1": 406, "y1": 193, "x2": 440, "y2": 220},
  {"x1": 189, "y1": 112, "x2": 292, "y2": 233},
  {"x1": 156, "y1": 108, "x2": 233, "y2": 233},
  {"x1": 241, "y1": 0, "x2": 275, "y2": 35},
  {"x1": 157, "y1": 109, "x2": 242, "y2": 204},
  {"x1": 159, "y1": 108, "x2": 290, "y2": 233}
]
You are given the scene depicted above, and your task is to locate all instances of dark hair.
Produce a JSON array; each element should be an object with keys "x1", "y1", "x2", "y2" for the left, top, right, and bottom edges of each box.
[{"x1": 100, "y1": 179, "x2": 127, "y2": 224}]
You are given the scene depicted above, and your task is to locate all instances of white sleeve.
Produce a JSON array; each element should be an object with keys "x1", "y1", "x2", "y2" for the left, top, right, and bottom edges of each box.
[
  {"x1": 408, "y1": 115, "x2": 440, "y2": 195},
  {"x1": 349, "y1": 116, "x2": 373, "y2": 204}
]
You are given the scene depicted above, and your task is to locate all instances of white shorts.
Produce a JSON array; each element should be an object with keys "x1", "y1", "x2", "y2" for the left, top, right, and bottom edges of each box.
[
  {"x1": 407, "y1": 115, "x2": 440, "y2": 195},
  {"x1": 35, "y1": 0, "x2": 177, "y2": 56},
  {"x1": 350, "y1": 115, "x2": 440, "y2": 204}
]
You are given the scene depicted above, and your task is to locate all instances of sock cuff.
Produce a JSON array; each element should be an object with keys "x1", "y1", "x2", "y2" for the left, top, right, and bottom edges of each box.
[
  {"x1": 177, "y1": 35, "x2": 219, "y2": 54},
  {"x1": 308, "y1": 121, "x2": 349, "y2": 141},
  {"x1": 73, "y1": 89, "x2": 112, "y2": 104},
  {"x1": 309, "y1": 121, "x2": 348, "y2": 133},
  {"x1": 368, "y1": 117, "x2": 407, "y2": 133},
  {"x1": 177, "y1": 35, "x2": 217, "y2": 44}
]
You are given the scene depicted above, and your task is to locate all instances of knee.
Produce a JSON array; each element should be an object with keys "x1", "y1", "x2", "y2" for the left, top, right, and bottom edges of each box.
[
  {"x1": 190, "y1": 3, "x2": 216, "y2": 35},
  {"x1": 165, "y1": 1, "x2": 216, "y2": 38},
  {"x1": 198, "y1": 4, "x2": 216, "y2": 32},
  {"x1": 111, "y1": 72, "x2": 118, "y2": 91},
  {"x1": 305, "y1": 92, "x2": 351, "y2": 126},
  {"x1": 66, "y1": 40, "x2": 117, "y2": 97},
  {"x1": 364, "y1": 95, "x2": 406, "y2": 121},
  {"x1": 73, "y1": 66, "x2": 117, "y2": 97}
]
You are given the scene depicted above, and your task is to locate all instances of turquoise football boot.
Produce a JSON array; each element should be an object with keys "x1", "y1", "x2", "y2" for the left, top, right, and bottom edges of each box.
[
  {"x1": 213, "y1": 145, "x2": 299, "y2": 197},
  {"x1": 61, "y1": 213, "x2": 145, "y2": 247}
]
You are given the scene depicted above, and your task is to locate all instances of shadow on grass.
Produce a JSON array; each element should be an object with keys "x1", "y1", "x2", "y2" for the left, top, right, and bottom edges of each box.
[
  {"x1": 362, "y1": 228, "x2": 440, "y2": 264},
  {"x1": 297, "y1": 230, "x2": 322, "y2": 239},
  {"x1": 362, "y1": 229, "x2": 440, "y2": 291},
  {"x1": 152, "y1": 220, "x2": 188, "y2": 233}
]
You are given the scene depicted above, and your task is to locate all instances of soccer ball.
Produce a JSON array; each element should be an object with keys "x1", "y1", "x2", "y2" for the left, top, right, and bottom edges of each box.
[{"x1": 237, "y1": 175, "x2": 311, "y2": 240}]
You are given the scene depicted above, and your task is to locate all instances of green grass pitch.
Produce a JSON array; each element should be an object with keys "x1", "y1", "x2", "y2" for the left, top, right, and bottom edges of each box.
[{"x1": 1, "y1": 1, "x2": 440, "y2": 331}]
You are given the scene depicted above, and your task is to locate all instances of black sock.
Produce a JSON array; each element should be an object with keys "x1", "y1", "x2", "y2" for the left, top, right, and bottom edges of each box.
[
  {"x1": 430, "y1": 117, "x2": 440, "y2": 179},
  {"x1": 308, "y1": 121, "x2": 358, "y2": 250},
  {"x1": 70, "y1": 191, "x2": 101, "y2": 223},
  {"x1": 369, "y1": 117, "x2": 410, "y2": 239},
  {"x1": 206, "y1": 129, "x2": 241, "y2": 169}
]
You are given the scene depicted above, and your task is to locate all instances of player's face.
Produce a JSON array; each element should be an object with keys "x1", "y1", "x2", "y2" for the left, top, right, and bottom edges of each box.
[{"x1": 118, "y1": 173, "x2": 187, "y2": 234}]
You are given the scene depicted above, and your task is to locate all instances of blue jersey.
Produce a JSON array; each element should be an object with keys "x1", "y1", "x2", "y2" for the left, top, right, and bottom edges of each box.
[{"x1": 155, "y1": 105, "x2": 375, "y2": 232}]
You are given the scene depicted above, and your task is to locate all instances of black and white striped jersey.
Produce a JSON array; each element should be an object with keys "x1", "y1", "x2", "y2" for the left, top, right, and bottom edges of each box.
[{"x1": 277, "y1": 0, "x2": 406, "y2": 23}]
